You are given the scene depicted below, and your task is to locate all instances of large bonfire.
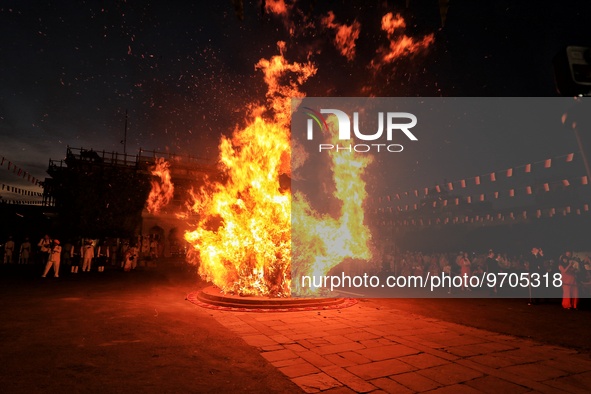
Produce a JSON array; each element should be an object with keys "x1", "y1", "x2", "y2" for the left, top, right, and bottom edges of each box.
[
  {"x1": 181, "y1": 7, "x2": 433, "y2": 297},
  {"x1": 184, "y1": 42, "x2": 316, "y2": 297}
]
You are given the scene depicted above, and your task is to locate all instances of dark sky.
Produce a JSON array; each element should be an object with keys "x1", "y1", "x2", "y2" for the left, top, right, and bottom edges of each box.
[{"x1": 0, "y1": 0, "x2": 590, "y2": 202}]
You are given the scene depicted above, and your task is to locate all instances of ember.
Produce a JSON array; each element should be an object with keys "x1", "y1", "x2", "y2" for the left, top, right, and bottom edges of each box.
[{"x1": 147, "y1": 158, "x2": 174, "y2": 215}]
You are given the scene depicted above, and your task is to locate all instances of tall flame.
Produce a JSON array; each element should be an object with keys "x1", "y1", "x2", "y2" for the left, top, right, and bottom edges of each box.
[
  {"x1": 183, "y1": 10, "x2": 432, "y2": 297},
  {"x1": 184, "y1": 42, "x2": 316, "y2": 297},
  {"x1": 291, "y1": 116, "x2": 372, "y2": 295},
  {"x1": 147, "y1": 158, "x2": 174, "y2": 214}
]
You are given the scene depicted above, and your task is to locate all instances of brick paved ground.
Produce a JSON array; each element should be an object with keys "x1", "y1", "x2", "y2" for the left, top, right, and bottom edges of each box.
[{"x1": 208, "y1": 300, "x2": 591, "y2": 393}]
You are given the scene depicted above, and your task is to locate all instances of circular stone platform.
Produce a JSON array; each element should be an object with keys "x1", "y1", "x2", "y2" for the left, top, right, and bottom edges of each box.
[{"x1": 187, "y1": 285, "x2": 358, "y2": 312}]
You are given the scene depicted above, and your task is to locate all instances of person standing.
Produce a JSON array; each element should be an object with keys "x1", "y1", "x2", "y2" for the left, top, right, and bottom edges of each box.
[
  {"x1": 37, "y1": 235, "x2": 52, "y2": 266},
  {"x1": 81, "y1": 240, "x2": 95, "y2": 272},
  {"x1": 149, "y1": 237, "x2": 159, "y2": 260},
  {"x1": 460, "y1": 252, "x2": 472, "y2": 292},
  {"x1": 123, "y1": 244, "x2": 138, "y2": 272},
  {"x1": 42, "y1": 239, "x2": 62, "y2": 278},
  {"x1": 485, "y1": 249, "x2": 499, "y2": 295},
  {"x1": 96, "y1": 241, "x2": 109, "y2": 272},
  {"x1": 3, "y1": 236, "x2": 15, "y2": 264},
  {"x1": 19, "y1": 237, "x2": 32, "y2": 264},
  {"x1": 528, "y1": 247, "x2": 544, "y2": 305},
  {"x1": 559, "y1": 255, "x2": 579, "y2": 309},
  {"x1": 71, "y1": 239, "x2": 81, "y2": 273}
]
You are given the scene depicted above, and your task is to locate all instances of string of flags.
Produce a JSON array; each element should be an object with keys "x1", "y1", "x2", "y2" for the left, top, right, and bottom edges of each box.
[
  {"x1": 0, "y1": 200, "x2": 44, "y2": 206},
  {"x1": 373, "y1": 203, "x2": 591, "y2": 227},
  {"x1": 0, "y1": 156, "x2": 43, "y2": 187},
  {"x1": 373, "y1": 152, "x2": 577, "y2": 204},
  {"x1": 1, "y1": 183, "x2": 44, "y2": 197},
  {"x1": 372, "y1": 175, "x2": 589, "y2": 213}
]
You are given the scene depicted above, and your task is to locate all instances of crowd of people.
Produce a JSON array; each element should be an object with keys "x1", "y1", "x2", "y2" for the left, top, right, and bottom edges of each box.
[
  {"x1": 383, "y1": 248, "x2": 591, "y2": 308},
  {"x1": 1, "y1": 234, "x2": 165, "y2": 277}
]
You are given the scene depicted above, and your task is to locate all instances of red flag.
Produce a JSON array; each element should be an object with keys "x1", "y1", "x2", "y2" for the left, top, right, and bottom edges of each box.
[
  {"x1": 566, "y1": 153, "x2": 574, "y2": 162},
  {"x1": 435, "y1": 185, "x2": 441, "y2": 193},
  {"x1": 525, "y1": 163, "x2": 531, "y2": 173},
  {"x1": 490, "y1": 172, "x2": 496, "y2": 182},
  {"x1": 536, "y1": 209, "x2": 541, "y2": 218},
  {"x1": 526, "y1": 186, "x2": 532, "y2": 194},
  {"x1": 387, "y1": 195, "x2": 391, "y2": 202},
  {"x1": 582, "y1": 176, "x2": 588, "y2": 185},
  {"x1": 443, "y1": 199, "x2": 448, "y2": 206},
  {"x1": 467, "y1": 196, "x2": 472, "y2": 203},
  {"x1": 414, "y1": 190, "x2": 418, "y2": 197},
  {"x1": 460, "y1": 179, "x2": 466, "y2": 188},
  {"x1": 475, "y1": 176, "x2": 480, "y2": 185},
  {"x1": 479, "y1": 194, "x2": 485, "y2": 201},
  {"x1": 494, "y1": 191, "x2": 499, "y2": 199},
  {"x1": 424, "y1": 187, "x2": 429, "y2": 195},
  {"x1": 544, "y1": 159, "x2": 552, "y2": 168},
  {"x1": 455, "y1": 198, "x2": 459, "y2": 205},
  {"x1": 448, "y1": 182, "x2": 454, "y2": 191},
  {"x1": 563, "y1": 179, "x2": 570, "y2": 187},
  {"x1": 543, "y1": 183, "x2": 550, "y2": 192},
  {"x1": 509, "y1": 189, "x2": 515, "y2": 197},
  {"x1": 507, "y1": 168, "x2": 513, "y2": 177}
]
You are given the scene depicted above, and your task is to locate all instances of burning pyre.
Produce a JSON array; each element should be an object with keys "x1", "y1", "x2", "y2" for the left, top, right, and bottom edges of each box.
[{"x1": 180, "y1": 7, "x2": 433, "y2": 297}]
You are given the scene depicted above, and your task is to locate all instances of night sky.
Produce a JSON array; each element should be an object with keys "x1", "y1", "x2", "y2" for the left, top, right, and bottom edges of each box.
[{"x1": 0, "y1": 0, "x2": 590, "y2": 203}]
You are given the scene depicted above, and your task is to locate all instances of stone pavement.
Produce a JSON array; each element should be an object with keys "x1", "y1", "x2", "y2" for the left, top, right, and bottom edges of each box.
[{"x1": 207, "y1": 300, "x2": 591, "y2": 393}]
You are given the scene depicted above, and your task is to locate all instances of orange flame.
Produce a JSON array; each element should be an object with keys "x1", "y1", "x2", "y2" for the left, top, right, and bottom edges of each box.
[
  {"x1": 183, "y1": 10, "x2": 432, "y2": 297},
  {"x1": 292, "y1": 115, "x2": 373, "y2": 295},
  {"x1": 147, "y1": 158, "x2": 174, "y2": 214},
  {"x1": 264, "y1": 0, "x2": 289, "y2": 16},
  {"x1": 184, "y1": 42, "x2": 316, "y2": 297},
  {"x1": 371, "y1": 13, "x2": 434, "y2": 71},
  {"x1": 321, "y1": 11, "x2": 361, "y2": 61}
]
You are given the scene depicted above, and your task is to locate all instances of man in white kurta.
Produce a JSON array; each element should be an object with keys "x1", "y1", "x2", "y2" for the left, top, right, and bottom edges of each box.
[{"x1": 42, "y1": 240, "x2": 62, "y2": 278}]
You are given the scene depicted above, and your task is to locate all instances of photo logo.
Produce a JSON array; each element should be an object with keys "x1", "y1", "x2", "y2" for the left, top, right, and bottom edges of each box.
[
  {"x1": 304, "y1": 108, "x2": 418, "y2": 153},
  {"x1": 303, "y1": 107, "x2": 329, "y2": 135}
]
